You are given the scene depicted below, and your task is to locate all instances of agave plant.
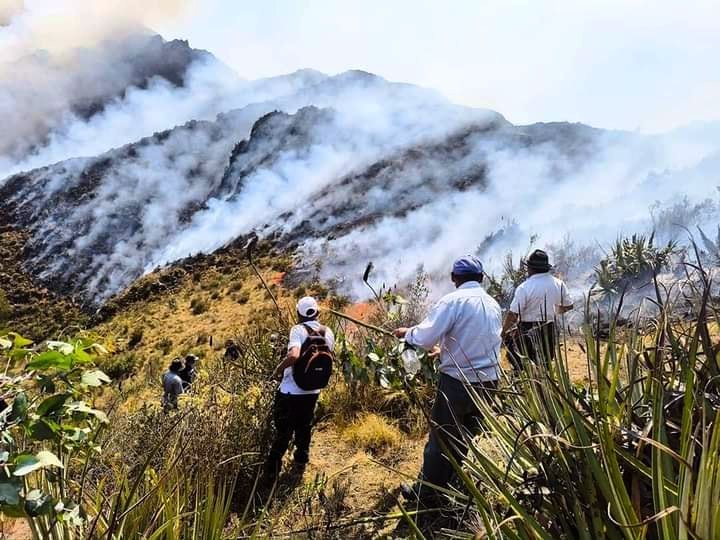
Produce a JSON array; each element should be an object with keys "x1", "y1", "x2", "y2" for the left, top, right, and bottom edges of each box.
[
  {"x1": 697, "y1": 225, "x2": 720, "y2": 266},
  {"x1": 595, "y1": 233, "x2": 678, "y2": 295},
  {"x1": 403, "y1": 255, "x2": 720, "y2": 539}
]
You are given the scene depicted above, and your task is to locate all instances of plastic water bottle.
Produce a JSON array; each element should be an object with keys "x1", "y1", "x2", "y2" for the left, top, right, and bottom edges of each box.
[{"x1": 401, "y1": 346, "x2": 421, "y2": 378}]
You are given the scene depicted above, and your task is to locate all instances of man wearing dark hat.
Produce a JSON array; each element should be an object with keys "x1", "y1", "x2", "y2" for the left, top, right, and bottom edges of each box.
[
  {"x1": 178, "y1": 354, "x2": 198, "y2": 391},
  {"x1": 502, "y1": 249, "x2": 573, "y2": 368},
  {"x1": 394, "y1": 255, "x2": 502, "y2": 503}
]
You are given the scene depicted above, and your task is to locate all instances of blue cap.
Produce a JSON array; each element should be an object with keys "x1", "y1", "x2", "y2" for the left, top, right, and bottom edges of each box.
[{"x1": 452, "y1": 255, "x2": 484, "y2": 276}]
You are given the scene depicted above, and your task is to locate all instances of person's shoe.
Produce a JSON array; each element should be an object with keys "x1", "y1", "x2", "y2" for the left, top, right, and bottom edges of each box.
[
  {"x1": 401, "y1": 482, "x2": 441, "y2": 508},
  {"x1": 400, "y1": 482, "x2": 423, "y2": 502}
]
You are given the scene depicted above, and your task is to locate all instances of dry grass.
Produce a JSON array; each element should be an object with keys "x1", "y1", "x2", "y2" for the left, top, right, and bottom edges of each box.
[
  {"x1": 342, "y1": 413, "x2": 402, "y2": 454},
  {"x1": 93, "y1": 266, "x2": 299, "y2": 412}
]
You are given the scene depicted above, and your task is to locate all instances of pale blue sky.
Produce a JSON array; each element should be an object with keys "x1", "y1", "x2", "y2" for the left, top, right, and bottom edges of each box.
[{"x1": 154, "y1": 0, "x2": 720, "y2": 132}]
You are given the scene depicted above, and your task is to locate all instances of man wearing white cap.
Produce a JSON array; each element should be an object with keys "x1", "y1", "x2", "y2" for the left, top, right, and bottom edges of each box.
[
  {"x1": 264, "y1": 296, "x2": 335, "y2": 482},
  {"x1": 394, "y1": 255, "x2": 502, "y2": 503}
]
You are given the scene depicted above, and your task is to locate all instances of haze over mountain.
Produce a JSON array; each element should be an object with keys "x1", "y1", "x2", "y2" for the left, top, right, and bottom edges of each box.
[{"x1": 1, "y1": 33, "x2": 719, "y2": 307}]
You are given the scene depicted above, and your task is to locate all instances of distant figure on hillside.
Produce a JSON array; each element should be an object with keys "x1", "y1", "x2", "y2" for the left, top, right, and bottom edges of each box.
[
  {"x1": 394, "y1": 255, "x2": 502, "y2": 505},
  {"x1": 223, "y1": 340, "x2": 241, "y2": 362},
  {"x1": 502, "y1": 249, "x2": 574, "y2": 369},
  {"x1": 264, "y1": 296, "x2": 335, "y2": 484},
  {"x1": 178, "y1": 354, "x2": 198, "y2": 390},
  {"x1": 162, "y1": 359, "x2": 184, "y2": 410}
]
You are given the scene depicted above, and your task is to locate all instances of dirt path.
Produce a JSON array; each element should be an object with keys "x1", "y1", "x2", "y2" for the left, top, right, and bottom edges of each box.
[{"x1": 268, "y1": 424, "x2": 425, "y2": 538}]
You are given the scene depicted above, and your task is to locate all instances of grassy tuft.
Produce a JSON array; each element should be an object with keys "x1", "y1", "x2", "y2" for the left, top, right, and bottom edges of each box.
[{"x1": 342, "y1": 413, "x2": 402, "y2": 454}]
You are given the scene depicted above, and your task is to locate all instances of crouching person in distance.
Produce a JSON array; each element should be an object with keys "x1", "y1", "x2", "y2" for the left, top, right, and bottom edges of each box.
[
  {"x1": 264, "y1": 296, "x2": 335, "y2": 483},
  {"x1": 395, "y1": 255, "x2": 502, "y2": 504},
  {"x1": 162, "y1": 359, "x2": 184, "y2": 411}
]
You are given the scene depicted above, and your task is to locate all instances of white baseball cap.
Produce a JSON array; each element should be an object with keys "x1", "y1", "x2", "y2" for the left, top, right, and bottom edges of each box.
[{"x1": 297, "y1": 296, "x2": 319, "y2": 317}]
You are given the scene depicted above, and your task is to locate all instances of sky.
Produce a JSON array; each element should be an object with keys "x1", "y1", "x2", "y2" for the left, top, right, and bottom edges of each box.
[{"x1": 153, "y1": 0, "x2": 720, "y2": 133}]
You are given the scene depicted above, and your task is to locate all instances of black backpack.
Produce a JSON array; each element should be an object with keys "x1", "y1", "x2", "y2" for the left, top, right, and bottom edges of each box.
[{"x1": 292, "y1": 324, "x2": 334, "y2": 390}]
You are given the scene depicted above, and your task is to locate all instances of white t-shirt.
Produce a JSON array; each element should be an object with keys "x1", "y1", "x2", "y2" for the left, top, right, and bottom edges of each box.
[
  {"x1": 279, "y1": 321, "x2": 335, "y2": 395},
  {"x1": 510, "y1": 273, "x2": 573, "y2": 323}
]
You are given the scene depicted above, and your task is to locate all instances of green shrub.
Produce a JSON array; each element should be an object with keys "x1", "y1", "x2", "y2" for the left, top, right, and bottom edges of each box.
[
  {"x1": 102, "y1": 351, "x2": 139, "y2": 389},
  {"x1": 595, "y1": 232, "x2": 677, "y2": 294},
  {"x1": 0, "y1": 332, "x2": 110, "y2": 536},
  {"x1": 433, "y1": 255, "x2": 720, "y2": 539},
  {"x1": 190, "y1": 297, "x2": 209, "y2": 315},
  {"x1": 127, "y1": 327, "x2": 143, "y2": 349},
  {"x1": 228, "y1": 280, "x2": 243, "y2": 292},
  {"x1": 156, "y1": 337, "x2": 173, "y2": 355}
]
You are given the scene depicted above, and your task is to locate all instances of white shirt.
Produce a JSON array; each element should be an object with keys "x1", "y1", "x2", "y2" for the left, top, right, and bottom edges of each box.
[
  {"x1": 405, "y1": 282, "x2": 502, "y2": 383},
  {"x1": 510, "y1": 273, "x2": 573, "y2": 323},
  {"x1": 162, "y1": 371, "x2": 183, "y2": 406},
  {"x1": 279, "y1": 321, "x2": 336, "y2": 395}
]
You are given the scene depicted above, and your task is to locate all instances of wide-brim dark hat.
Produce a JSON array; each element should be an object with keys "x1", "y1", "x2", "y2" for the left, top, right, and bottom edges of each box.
[{"x1": 524, "y1": 249, "x2": 552, "y2": 271}]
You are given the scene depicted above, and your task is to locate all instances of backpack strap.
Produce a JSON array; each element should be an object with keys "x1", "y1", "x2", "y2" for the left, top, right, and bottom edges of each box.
[
  {"x1": 301, "y1": 323, "x2": 318, "y2": 337},
  {"x1": 301, "y1": 323, "x2": 326, "y2": 337}
]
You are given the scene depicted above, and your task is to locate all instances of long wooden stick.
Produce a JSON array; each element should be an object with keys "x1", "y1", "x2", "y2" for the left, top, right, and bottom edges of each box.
[
  {"x1": 246, "y1": 237, "x2": 286, "y2": 323},
  {"x1": 328, "y1": 308, "x2": 395, "y2": 337}
]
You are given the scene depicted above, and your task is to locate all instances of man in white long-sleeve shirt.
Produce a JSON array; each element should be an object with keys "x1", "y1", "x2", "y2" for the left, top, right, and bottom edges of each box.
[{"x1": 394, "y1": 255, "x2": 502, "y2": 502}]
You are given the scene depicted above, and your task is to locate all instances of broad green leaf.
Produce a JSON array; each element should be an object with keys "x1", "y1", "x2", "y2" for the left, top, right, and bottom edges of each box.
[
  {"x1": 71, "y1": 345, "x2": 92, "y2": 364},
  {"x1": 37, "y1": 393, "x2": 70, "y2": 417},
  {"x1": 13, "y1": 454, "x2": 40, "y2": 476},
  {"x1": 7, "y1": 333, "x2": 33, "y2": 348},
  {"x1": 29, "y1": 419, "x2": 60, "y2": 441},
  {"x1": 27, "y1": 351, "x2": 72, "y2": 371},
  {"x1": 0, "y1": 480, "x2": 21, "y2": 505},
  {"x1": 81, "y1": 369, "x2": 111, "y2": 387},
  {"x1": 65, "y1": 401, "x2": 109, "y2": 423},
  {"x1": 7, "y1": 348, "x2": 31, "y2": 360},
  {"x1": 9, "y1": 392, "x2": 28, "y2": 422},
  {"x1": 36, "y1": 451, "x2": 63, "y2": 469},
  {"x1": 46, "y1": 341, "x2": 74, "y2": 355},
  {"x1": 13, "y1": 451, "x2": 63, "y2": 476}
]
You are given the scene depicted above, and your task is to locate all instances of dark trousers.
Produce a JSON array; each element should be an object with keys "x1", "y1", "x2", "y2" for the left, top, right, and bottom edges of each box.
[
  {"x1": 267, "y1": 391, "x2": 319, "y2": 471},
  {"x1": 420, "y1": 373, "x2": 497, "y2": 495},
  {"x1": 505, "y1": 321, "x2": 556, "y2": 370}
]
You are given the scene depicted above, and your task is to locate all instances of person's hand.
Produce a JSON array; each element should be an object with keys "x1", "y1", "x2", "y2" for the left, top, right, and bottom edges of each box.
[
  {"x1": 394, "y1": 327, "x2": 409, "y2": 338},
  {"x1": 428, "y1": 345, "x2": 441, "y2": 358}
]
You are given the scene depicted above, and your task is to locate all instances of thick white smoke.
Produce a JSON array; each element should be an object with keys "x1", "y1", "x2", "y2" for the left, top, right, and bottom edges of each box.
[
  {"x1": 282, "y1": 126, "x2": 717, "y2": 300},
  {"x1": 2, "y1": 6, "x2": 718, "y2": 305},
  {"x1": 0, "y1": 0, "x2": 202, "y2": 174}
]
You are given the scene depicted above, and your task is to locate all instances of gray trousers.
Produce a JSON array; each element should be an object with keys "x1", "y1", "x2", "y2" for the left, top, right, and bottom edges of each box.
[{"x1": 420, "y1": 373, "x2": 497, "y2": 494}]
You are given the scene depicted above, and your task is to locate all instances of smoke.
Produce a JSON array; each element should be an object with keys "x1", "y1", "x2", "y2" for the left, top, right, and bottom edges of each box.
[
  {"x1": 0, "y1": 0, "x2": 21, "y2": 26},
  {"x1": 154, "y1": 99, "x2": 720, "y2": 303},
  {"x1": 1, "y1": 13, "x2": 719, "y2": 305},
  {"x1": 0, "y1": 0, "x2": 211, "y2": 177},
  {"x1": 0, "y1": 0, "x2": 190, "y2": 59}
]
